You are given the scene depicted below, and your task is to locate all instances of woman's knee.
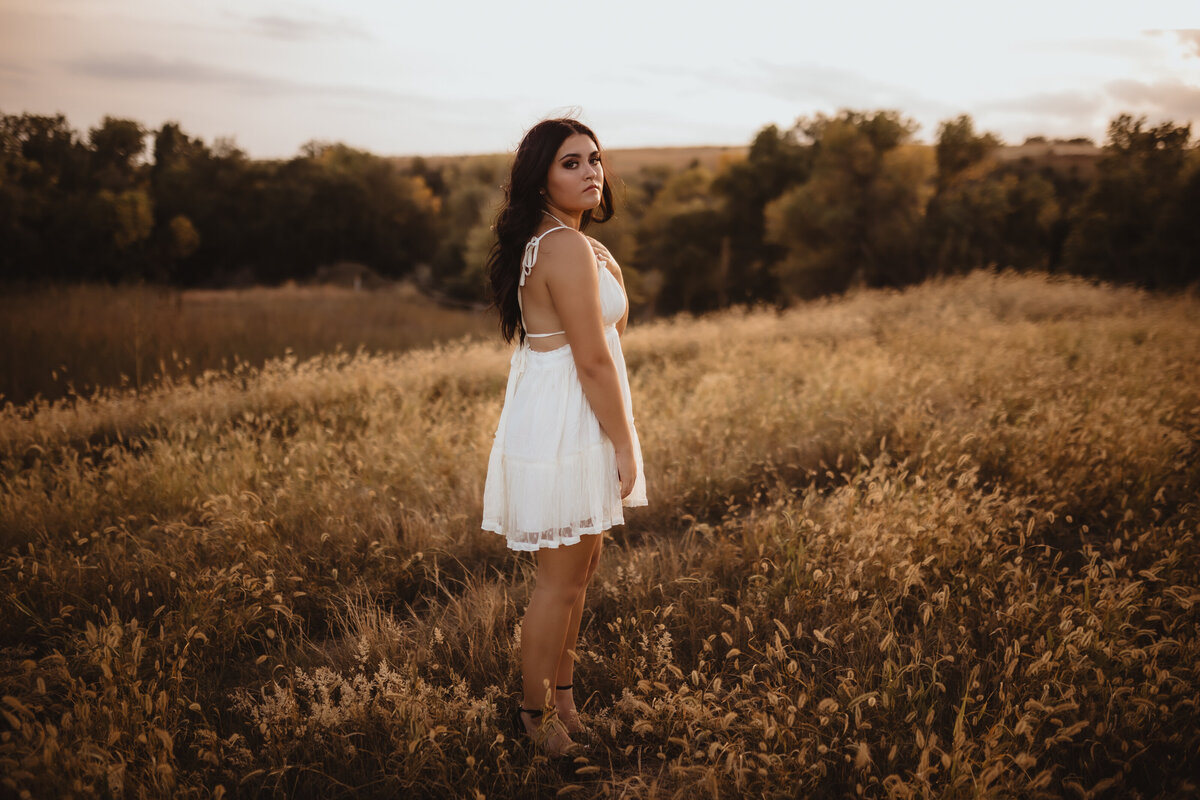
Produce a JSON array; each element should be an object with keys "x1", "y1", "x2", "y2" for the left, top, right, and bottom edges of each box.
[
  {"x1": 535, "y1": 565, "x2": 590, "y2": 603},
  {"x1": 535, "y1": 575, "x2": 587, "y2": 606}
]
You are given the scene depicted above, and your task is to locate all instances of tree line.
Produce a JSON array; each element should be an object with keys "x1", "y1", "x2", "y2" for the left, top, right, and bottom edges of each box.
[
  {"x1": 1, "y1": 110, "x2": 1196, "y2": 312},
  {"x1": 0, "y1": 115, "x2": 440, "y2": 287}
]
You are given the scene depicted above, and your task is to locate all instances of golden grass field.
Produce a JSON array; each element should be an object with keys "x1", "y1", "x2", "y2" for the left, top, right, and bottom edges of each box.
[
  {"x1": 0, "y1": 283, "x2": 494, "y2": 407},
  {"x1": 1, "y1": 272, "x2": 1197, "y2": 798}
]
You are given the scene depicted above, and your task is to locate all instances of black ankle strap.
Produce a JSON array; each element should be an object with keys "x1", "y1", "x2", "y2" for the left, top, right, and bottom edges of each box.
[
  {"x1": 555, "y1": 684, "x2": 573, "y2": 690},
  {"x1": 519, "y1": 707, "x2": 543, "y2": 718}
]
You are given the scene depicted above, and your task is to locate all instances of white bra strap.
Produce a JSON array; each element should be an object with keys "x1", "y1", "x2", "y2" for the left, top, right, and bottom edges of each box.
[{"x1": 517, "y1": 285, "x2": 565, "y2": 338}]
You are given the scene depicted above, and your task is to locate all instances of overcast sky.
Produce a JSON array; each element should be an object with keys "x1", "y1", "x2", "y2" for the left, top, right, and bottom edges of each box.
[{"x1": 1, "y1": 0, "x2": 1198, "y2": 158}]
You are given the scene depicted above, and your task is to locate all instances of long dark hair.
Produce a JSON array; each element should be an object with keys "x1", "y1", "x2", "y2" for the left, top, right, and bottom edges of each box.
[{"x1": 486, "y1": 118, "x2": 615, "y2": 344}]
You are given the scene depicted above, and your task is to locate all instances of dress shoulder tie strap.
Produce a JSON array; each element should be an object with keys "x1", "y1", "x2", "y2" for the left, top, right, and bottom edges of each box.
[
  {"x1": 520, "y1": 214, "x2": 574, "y2": 287},
  {"x1": 518, "y1": 211, "x2": 575, "y2": 341}
]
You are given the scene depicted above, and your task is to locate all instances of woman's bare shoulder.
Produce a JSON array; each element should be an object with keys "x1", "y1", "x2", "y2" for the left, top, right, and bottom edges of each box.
[{"x1": 536, "y1": 229, "x2": 596, "y2": 279}]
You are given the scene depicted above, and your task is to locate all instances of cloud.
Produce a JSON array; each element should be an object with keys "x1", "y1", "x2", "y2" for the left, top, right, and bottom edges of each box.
[
  {"x1": 968, "y1": 89, "x2": 1110, "y2": 143},
  {"x1": 0, "y1": 59, "x2": 33, "y2": 95},
  {"x1": 64, "y1": 53, "x2": 422, "y2": 105},
  {"x1": 0, "y1": 59, "x2": 32, "y2": 76},
  {"x1": 1106, "y1": 78, "x2": 1200, "y2": 119},
  {"x1": 67, "y1": 53, "x2": 266, "y2": 86},
  {"x1": 981, "y1": 90, "x2": 1104, "y2": 120},
  {"x1": 1023, "y1": 35, "x2": 1163, "y2": 62},
  {"x1": 648, "y1": 60, "x2": 955, "y2": 127},
  {"x1": 1175, "y1": 29, "x2": 1200, "y2": 57},
  {"x1": 970, "y1": 80, "x2": 1200, "y2": 144},
  {"x1": 755, "y1": 62, "x2": 919, "y2": 108},
  {"x1": 246, "y1": 13, "x2": 372, "y2": 42}
]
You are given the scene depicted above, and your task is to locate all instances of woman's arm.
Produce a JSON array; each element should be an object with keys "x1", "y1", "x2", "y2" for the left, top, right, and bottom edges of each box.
[
  {"x1": 541, "y1": 232, "x2": 636, "y2": 497},
  {"x1": 586, "y1": 236, "x2": 629, "y2": 336}
]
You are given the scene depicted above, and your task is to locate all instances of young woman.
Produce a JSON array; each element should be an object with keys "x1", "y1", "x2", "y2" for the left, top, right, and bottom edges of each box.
[{"x1": 481, "y1": 118, "x2": 647, "y2": 757}]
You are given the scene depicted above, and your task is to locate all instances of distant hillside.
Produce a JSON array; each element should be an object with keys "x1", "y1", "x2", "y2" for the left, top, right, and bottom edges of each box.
[
  {"x1": 390, "y1": 145, "x2": 748, "y2": 176},
  {"x1": 995, "y1": 141, "x2": 1102, "y2": 177},
  {"x1": 602, "y1": 145, "x2": 750, "y2": 174},
  {"x1": 392, "y1": 141, "x2": 1099, "y2": 178}
]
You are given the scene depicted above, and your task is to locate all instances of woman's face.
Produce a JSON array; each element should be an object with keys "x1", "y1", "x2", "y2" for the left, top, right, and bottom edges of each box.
[{"x1": 543, "y1": 132, "x2": 603, "y2": 216}]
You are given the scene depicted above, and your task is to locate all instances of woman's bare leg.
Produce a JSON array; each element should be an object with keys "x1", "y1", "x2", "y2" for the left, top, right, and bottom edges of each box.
[
  {"x1": 519, "y1": 537, "x2": 596, "y2": 754},
  {"x1": 555, "y1": 534, "x2": 603, "y2": 732}
]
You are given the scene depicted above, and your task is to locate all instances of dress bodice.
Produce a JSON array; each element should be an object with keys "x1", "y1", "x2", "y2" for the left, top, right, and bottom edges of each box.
[
  {"x1": 519, "y1": 214, "x2": 625, "y2": 337},
  {"x1": 597, "y1": 260, "x2": 626, "y2": 328}
]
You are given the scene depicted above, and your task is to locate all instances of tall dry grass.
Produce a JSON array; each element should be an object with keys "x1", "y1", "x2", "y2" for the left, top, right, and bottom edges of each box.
[
  {"x1": 0, "y1": 271, "x2": 1197, "y2": 798},
  {"x1": 0, "y1": 282, "x2": 493, "y2": 406}
]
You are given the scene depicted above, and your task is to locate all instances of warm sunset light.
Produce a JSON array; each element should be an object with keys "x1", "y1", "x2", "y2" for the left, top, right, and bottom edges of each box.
[
  {"x1": 1, "y1": 0, "x2": 1197, "y2": 155},
  {"x1": 2, "y1": 2, "x2": 1198, "y2": 798}
]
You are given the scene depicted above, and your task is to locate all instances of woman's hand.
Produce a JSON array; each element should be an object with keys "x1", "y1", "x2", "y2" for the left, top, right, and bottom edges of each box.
[
  {"x1": 615, "y1": 445, "x2": 637, "y2": 499},
  {"x1": 585, "y1": 236, "x2": 618, "y2": 273}
]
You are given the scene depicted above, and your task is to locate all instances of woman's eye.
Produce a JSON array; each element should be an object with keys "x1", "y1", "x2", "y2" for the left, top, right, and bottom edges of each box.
[
  {"x1": 563, "y1": 160, "x2": 578, "y2": 169},
  {"x1": 590, "y1": 155, "x2": 602, "y2": 165}
]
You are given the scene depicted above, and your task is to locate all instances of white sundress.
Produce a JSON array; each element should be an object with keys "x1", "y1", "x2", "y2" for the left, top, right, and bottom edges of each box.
[{"x1": 481, "y1": 221, "x2": 648, "y2": 551}]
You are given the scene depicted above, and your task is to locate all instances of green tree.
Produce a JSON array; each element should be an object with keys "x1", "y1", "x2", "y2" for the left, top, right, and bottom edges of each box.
[
  {"x1": 256, "y1": 143, "x2": 439, "y2": 284},
  {"x1": 711, "y1": 125, "x2": 812, "y2": 303},
  {"x1": 89, "y1": 117, "x2": 147, "y2": 191},
  {"x1": 143, "y1": 123, "x2": 259, "y2": 285},
  {"x1": 635, "y1": 165, "x2": 726, "y2": 313},
  {"x1": 1142, "y1": 149, "x2": 1200, "y2": 287},
  {"x1": 427, "y1": 154, "x2": 508, "y2": 302},
  {"x1": 80, "y1": 117, "x2": 155, "y2": 279},
  {"x1": 101, "y1": 188, "x2": 154, "y2": 250},
  {"x1": 924, "y1": 115, "x2": 1060, "y2": 273},
  {"x1": 1063, "y1": 114, "x2": 1197, "y2": 288},
  {"x1": 147, "y1": 123, "x2": 212, "y2": 281},
  {"x1": 0, "y1": 113, "x2": 91, "y2": 281},
  {"x1": 765, "y1": 111, "x2": 933, "y2": 298},
  {"x1": 166, "y1": 215, "x2": 200, "y2": 260},
  {"x1": 935, "y1": 114, "x2": 1000, "y2": 189}
]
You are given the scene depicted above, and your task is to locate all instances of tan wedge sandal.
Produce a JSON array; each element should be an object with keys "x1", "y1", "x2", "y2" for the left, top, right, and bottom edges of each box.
[
  {"x1": 555, "y1": 683, "x2": 592, "y2": 738},
  {"x1": 511, "y1": 704, "x2": 581, "y2": 759}
]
